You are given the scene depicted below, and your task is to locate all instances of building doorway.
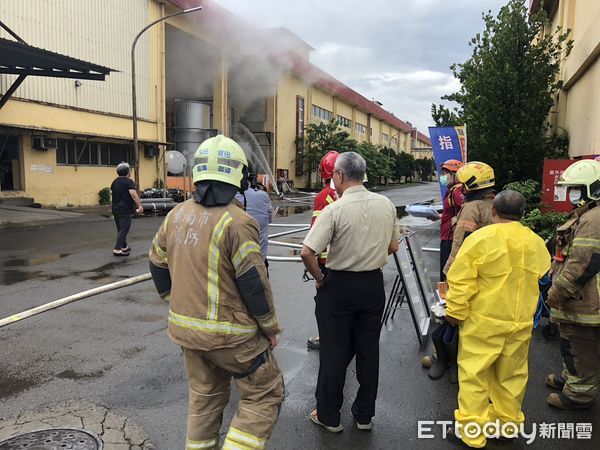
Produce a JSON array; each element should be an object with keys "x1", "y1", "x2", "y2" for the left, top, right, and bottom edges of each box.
[{"x1": 0, "y1": 134, "x2": 21, "y2": 191}]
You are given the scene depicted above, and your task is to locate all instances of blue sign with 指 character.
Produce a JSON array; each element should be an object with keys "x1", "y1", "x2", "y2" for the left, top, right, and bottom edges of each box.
[{"x1": 428, "y1": 126, "x2": 467, "y2": 199}]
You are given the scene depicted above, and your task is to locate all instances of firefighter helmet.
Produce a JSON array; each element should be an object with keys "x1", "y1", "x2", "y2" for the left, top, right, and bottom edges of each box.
[
  {"x1": 440, "y1": 159, "x2": 463, "y2": 173},
  {"x1": 558, "y1": 159, "x2": 600, "y2": 201},
  {"x1": 192, "y1": 135, "x2": 248, "y2": 188},
  {"x1": 319, "y1": 150, "x2": 340, "y2": 181},
  {"x1": 456, "y1": 161, "x2": 495, "y2": 191}
]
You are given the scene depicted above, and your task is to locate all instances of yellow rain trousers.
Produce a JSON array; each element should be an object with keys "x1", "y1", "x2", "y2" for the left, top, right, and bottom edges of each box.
[{"x1": 446, "y1": 221, "x2": 551, "y2": 448}]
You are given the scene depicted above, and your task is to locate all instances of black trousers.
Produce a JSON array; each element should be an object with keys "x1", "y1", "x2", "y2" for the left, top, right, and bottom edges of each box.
[
  {"x1": 113, "y1": 214, "x2": 132, "y2": 251},
  {"x1": 315, "y1": 269, "x2": 385, "y2": 426},
  {"x1": 439, "y1": 239, "x2": 453, "y2": 281}
]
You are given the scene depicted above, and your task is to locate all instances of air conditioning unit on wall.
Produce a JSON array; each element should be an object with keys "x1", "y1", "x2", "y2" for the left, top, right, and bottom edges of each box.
[
  {"x1": 144, "y1": 145, "x2": 159, "y2": 157},
  {"x1": 32, "y1": 136, "x2": 57, "y2": 151}
]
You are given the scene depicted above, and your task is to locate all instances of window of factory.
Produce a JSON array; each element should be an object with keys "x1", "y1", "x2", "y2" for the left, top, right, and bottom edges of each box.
[
  {"x1": 296, "y1": 96, "x2": 305, "y2": 176},
  {"x1": 312, "y1": 105, "x2": 332, "y2": 121},
  {"x1": 56, "y1": 138, "x2": 134, "y2": 166},
  {"x1": 382, "y1": 133, "x2": 389, "y2": 142},
  {"x1": 390, "y1": 136, "x2": 398, "y2": 146},
  {"x1": 355, "y1": 123, "x2": 366, "y2": 134},
  {"x1": 336, "y1": 115, "x2": 351, "y2": 128}
]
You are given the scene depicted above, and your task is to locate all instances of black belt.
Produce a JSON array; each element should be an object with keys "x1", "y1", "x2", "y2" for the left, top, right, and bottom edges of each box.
[
  {"x1": 233, "y1": 351, "x2": 267, "y2": 379},
  {"x1": 328, "y1": 268, "x2": 382, "y2": 275}
]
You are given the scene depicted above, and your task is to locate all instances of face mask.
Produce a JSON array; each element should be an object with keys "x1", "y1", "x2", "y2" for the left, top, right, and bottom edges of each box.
[
  {"x1": 440, "y1": 175, "x2": 449, "y2": 186},
  {"x1": 569, "y1": 188, "x2": 582, "y2": 205}
]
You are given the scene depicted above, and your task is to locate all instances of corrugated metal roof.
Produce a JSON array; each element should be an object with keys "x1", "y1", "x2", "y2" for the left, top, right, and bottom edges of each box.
[{"x1": 0, "y1": 37, "x2": 115, "y2": 80}]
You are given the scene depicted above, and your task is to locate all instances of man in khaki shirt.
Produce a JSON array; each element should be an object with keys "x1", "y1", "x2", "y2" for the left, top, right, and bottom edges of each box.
[{"x1": 301, "y1": 151, "x2": 399, "y2": 433}]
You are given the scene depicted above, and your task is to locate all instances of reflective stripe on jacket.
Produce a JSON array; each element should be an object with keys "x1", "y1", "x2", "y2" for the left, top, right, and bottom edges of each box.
[
  {"x1": 549, "y1": 202, "x2": 600, "y2": 326},
  {"x1": 149, "y1": 199, "x2": 280, "y2": 350}
]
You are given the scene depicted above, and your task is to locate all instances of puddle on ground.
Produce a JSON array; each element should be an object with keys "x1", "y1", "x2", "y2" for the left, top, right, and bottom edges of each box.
[
  {"x1": 275, "y1": 205, "x2": 311, "y2": 217},
  {"x1": 55, "y1": 367, "x2": 109, "y2": 380},
  {"x1": 0, "y1": 270, "x2": 41, "y2": 285},
  {"x1": 0, "y1": 368, "x2": 41, "y2": 399},
  {"x1": 137, "y1": 314, "x2": 165, "y2": 323},
  {"x1": 1, "y1": 253, "x2": 70, "y2": 268},
  {"x1": 0, "y1": 254, "x2": 145, "y2": 286}
]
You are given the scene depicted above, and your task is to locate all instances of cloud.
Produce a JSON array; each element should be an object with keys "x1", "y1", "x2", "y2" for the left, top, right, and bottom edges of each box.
[{"x1": 214, "y1": 0, "x2": 506, "y2": 132}]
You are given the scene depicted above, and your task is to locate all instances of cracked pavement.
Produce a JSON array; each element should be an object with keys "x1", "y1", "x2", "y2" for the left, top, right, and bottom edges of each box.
[{"x1": 0, "y1": 400, "x2": 154, "y2": 449}]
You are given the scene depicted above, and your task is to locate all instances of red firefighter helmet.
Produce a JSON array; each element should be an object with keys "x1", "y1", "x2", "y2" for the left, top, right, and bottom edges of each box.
[
  {"x1": 440, "y1": 159, "x2": 463, "y2": 173},
  {"x1": 319, "y1": 150, "x2": 340, "y2": 181}
]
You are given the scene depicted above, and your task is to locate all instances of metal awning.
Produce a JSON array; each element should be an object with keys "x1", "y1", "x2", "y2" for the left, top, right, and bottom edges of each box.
[
  {"x1": 0, "y1": 37, "x2": 115, "y2": 81},
  {"x1": 0, "y1": 21, "x2": 116, "y2": 110}
]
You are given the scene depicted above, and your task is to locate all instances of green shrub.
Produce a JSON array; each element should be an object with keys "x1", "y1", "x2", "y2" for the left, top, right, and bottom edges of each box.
[
  {"x1": 521, "y1": 208, "x2": 569, "y2": 243},
  {"x1": 503, "y1": 179, "x2": 541, "y2": 212},
  {"x1": 98, "y1": 187, "x2": 111, "y2": 206},
  {"x1": 504, "y1": 179, "x2": 569, "y2": 244}
]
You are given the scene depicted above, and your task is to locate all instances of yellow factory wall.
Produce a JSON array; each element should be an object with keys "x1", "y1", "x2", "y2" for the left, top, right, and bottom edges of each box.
[
  {"x1": 543, "y1": 0, "x2": 600, "y2": 156},
  {"x1": 564, "y1": 59, "x2": 600, "y2": 156},
  {"x1": 354, "y1": 110, "x2": 368, "y2": 141},
  {"x1": 18, "y1": 131, "x2": 157, "y2": 206},
  {"x1": 0, "y1": 101, "x2": 160, "y2": 143},
  {"x1": 275, "y1": 72, "x2": 310, "y2": 188},
  {"x1": 371, "y1": 118, "x2": 381, "y2": 145},
  {"x1": 311, "y1": 88, "x2": 334, "y2": 115},
  {"x1": 336, "y1": 100, "x2": 353, "y2": 121}
]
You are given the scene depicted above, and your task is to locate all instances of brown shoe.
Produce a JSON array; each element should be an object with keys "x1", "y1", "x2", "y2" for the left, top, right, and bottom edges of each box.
[
  {"x1": 546, "y1": 373, "x2": 565, "y2": 390},
  {"x1": 422, "y1": 355, "x2": 434, "y2": 368},
  {"x1": 547, "y1": 392, "x2": 594, "y2": 410}
]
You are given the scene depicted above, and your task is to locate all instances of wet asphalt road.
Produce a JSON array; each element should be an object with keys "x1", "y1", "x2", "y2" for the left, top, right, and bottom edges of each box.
[{"x1": 0, "y1": 183, "x2": 598, "y2": 449}]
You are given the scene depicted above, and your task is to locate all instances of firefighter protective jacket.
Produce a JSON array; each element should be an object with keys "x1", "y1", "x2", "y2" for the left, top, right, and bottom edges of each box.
[
  {"x1": 549, "y1": 201, "x2": 600, "y2": 326},
  {"x1": 443, "y1": 194, "x2": 494, "y2": 275},
  {"x1": 149, "y1": 198, "x2": 281, "y2": 351}
]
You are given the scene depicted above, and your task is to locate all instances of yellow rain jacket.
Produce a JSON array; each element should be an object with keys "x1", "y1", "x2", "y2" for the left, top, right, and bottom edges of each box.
[{"x1": 446, "y1": 221, "x2": 550, "y2": 448}]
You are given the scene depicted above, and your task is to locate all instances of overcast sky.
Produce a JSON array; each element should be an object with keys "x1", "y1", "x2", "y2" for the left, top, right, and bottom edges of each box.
[{"x1": 215, "y1": 0, "x2": 507, "y2": 134}]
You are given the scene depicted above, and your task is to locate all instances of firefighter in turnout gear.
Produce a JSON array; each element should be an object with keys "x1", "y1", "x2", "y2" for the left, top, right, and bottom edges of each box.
[
  {"x1": 307, "y1": 150, "x2": 339, "y2": 350},
  {"x1": 442, "y1": 161, "x2": 495, "y2": 275},
  {"x1": 546, "y1": 159, "x2": 600, "y2": 410},
  {"x1": 148, "y1": 135, "x2": 284, "y2": 450}
]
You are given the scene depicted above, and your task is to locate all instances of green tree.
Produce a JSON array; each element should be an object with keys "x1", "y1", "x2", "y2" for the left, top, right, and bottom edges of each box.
[
  {"x1": 431, "y1": 104, "x2": 462, "y2": 126},
  {"x1": 544, "y1": 128, "x2": 570, "y2": 159},
  {"x1": 354, "y1": 142, "x2": 392, "y2": 185},
  {"x1": 392, "y1": 152, "x2": 416, "y2": 182},
  {"x1": 415, "y1": 157, "x2": 435, "y2": 181},
  {"x1": 298, "y1": 119, "x2": 354, "y2": 188},
  {"x1": 444, "y1": 0, "x2": 572, "y2": 187}
]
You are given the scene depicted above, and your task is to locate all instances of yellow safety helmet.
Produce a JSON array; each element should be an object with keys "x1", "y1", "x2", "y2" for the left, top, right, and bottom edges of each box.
[
  {"x1": 192, "y1": 135, "x2": 248, "y2": 188},
  {"x1": 558, "y1": 159, "x2": 600, "y2": 201},
  {"x1": 456, "y1": 161, "x2": 495, "y2": 192}
]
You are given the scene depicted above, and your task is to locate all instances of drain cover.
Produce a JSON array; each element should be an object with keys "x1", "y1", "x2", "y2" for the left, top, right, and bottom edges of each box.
[{"x1": 0, "y1": 428, "x2": 102, "y2": 450}]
